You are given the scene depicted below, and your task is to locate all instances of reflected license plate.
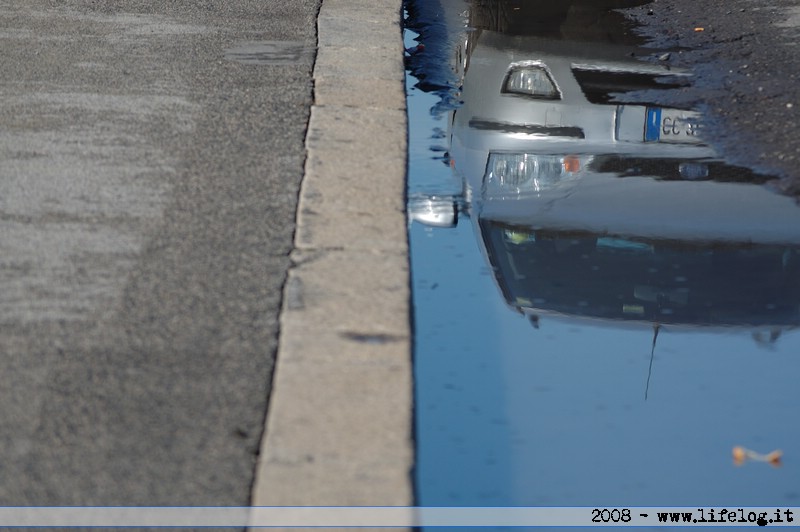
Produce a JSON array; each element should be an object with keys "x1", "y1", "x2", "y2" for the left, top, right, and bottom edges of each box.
[{"x1": 645, "y1": 107, "x2": 702, "y2": 143}]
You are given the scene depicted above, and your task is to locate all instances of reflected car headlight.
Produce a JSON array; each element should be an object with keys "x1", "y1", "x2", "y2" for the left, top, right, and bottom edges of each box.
[
  {"x1": 484, "y1": 153, "x2": 583, "y2": 195},
  {"x1": 502, "y1": 63, "x2": 560, "y2": 100}
]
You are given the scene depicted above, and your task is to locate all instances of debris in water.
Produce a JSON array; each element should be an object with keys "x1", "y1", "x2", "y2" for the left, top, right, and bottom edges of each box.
[{"x1": 732, "y1": 446, "x2": 782, "y2": 467}]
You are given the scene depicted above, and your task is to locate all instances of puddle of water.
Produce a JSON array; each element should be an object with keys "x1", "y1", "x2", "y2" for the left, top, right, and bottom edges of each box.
[
  {"x1": 224, "y1": 41, "x2": 315, "y2": 65},
  {"x1": 406, "y1": 0, "x2": 800, "y2": 517}
]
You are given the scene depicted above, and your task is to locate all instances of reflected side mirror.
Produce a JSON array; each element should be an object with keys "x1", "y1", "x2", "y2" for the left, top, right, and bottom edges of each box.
[{"x1": 408, "y1": 195, "x2": 461, "y2": 228}]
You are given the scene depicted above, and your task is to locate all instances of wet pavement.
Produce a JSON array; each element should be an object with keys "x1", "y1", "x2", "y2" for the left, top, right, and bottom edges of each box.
[
  {"x1": 406, "y1": 0, "x2": 800, "y2": 513},
  {"x1": 626, "y1": 0, "x2": 800, "y2": 183}
]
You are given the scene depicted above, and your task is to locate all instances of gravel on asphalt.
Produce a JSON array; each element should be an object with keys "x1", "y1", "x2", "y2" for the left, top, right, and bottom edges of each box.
[{"x1": 625, "y1": 0, "x2": 800, "y2": 186}]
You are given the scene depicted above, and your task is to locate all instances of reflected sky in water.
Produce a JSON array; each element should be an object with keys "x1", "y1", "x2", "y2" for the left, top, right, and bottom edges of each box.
[
  {"x1": 412, "y1": 216, "x2": 800, "y2": 506},
  {"x1": 406, "y1": 0, "x2": 800, "y2": 511}
]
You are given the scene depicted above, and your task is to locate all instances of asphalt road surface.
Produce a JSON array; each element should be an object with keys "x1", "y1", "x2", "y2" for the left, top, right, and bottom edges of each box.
[
  {"x1": 627, "y1": 0, "x2": 800, "y2": 184},
  {"x1": 0, "y1": 0, "x2": 319, "y2": 505}
]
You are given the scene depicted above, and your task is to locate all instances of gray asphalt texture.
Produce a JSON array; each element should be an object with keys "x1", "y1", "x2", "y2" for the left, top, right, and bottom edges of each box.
[
  {"x1": 626, "y1": 0, "x2": 800, "y2": 184},
  {"x1": 0, "y1": 0, "x2": 319, "y2": 505}
]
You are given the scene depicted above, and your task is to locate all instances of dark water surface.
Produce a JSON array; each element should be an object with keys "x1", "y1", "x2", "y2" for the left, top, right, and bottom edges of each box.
[{"x1": 405, "y1": 0, "x2": 800, "y2": 513}]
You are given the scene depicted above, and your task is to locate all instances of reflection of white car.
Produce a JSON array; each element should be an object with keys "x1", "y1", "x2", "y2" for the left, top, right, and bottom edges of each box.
[
  {"x1": 446, "y1": 30, "x2": 800, "y2": 244},
  {"x1": 449, "y1": 30, "x2": 709, "y2": 186},
  {"x1": 454, "y1": 31, "x2": 703, "y2": 149},
  {"x1": 409, "y1": 24, "x2": 800, "y2": 330}
]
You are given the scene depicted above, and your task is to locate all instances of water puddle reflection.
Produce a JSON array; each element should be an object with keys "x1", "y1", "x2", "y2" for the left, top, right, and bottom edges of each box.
[{"x1": 406, "y1": 0, "x2": 800, "y2": 514}]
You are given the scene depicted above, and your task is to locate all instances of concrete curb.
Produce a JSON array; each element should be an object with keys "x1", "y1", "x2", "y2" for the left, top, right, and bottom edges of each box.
[{"x1": 251, "y1": 0, "x2": 412, "y2": 512}]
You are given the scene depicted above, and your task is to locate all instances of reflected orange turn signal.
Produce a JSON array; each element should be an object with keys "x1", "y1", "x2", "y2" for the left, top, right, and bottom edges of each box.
[{"x1": 563, "y1": 155, "x2": 581, "y2": 173}]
